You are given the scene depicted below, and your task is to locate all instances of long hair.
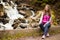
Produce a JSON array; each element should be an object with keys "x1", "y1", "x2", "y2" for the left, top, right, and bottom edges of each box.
[{"x1": 43, "y1": 4, "x2": 51, "y2": 16}]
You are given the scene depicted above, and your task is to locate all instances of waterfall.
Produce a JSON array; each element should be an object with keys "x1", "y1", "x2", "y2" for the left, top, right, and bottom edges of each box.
[
  {"x1": 0, "y1": 1, "x2": 24, "y2": 30},
  {"x1": 0, "y1": 1, "x2": 36, "y2": 30},
  {"x1": 23, "y1": 6, "x2": 35, "y2": 18},
  {"x1": 3, "y1": 1, "x2": 24, "y2": 20}
]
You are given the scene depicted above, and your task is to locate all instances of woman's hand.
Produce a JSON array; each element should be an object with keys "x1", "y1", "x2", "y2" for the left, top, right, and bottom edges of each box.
[{"x1": 43, "y1": 22, "x2": 49, "y2": 27}]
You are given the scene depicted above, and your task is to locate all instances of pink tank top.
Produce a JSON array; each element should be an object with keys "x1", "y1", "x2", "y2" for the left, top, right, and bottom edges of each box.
[{"x1": 42, "y1": 14, "x2": 50, "y2": 24}]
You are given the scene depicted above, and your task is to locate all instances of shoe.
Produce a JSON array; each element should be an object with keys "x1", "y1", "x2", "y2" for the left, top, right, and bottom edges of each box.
[
  {"x1": 46, "y1": 33, "x2": 50, "y2": 37},
  {"x1": 42, "y1": 35, "x2": 45, "y2": 39}
]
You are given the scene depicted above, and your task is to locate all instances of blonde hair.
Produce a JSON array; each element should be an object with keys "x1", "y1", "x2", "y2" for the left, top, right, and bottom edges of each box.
[{"x1": 43, "y1": 4, "x2": 51, "y2": 16}]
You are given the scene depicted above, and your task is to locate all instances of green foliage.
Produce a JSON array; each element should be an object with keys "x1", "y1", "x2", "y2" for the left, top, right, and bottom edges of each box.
[
  {"x1": 43, "y1": 0, "x2": 49, "y2": 3},
  {"x1": 51, "y1": 10, "x2": 57, "y2": 25},
  {"x1": 30, "y1": 0, "x2": 57, "y2": 8}
]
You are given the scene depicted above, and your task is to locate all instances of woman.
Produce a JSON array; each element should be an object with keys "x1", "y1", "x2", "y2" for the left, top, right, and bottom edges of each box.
[
  {"x1": 31, "y1": 4, "x2": 52, "y2": 39},
  {"x1": 38, "y1": 4, "x2": 52, "y2": 39}
]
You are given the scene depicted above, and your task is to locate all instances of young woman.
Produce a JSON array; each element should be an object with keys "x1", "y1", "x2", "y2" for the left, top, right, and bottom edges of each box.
[
  {"x1": 39, "y1": 4, "x2": 52, "y2": 39},
  {"x1": 31, "y1": 4, "x2": 53, "y2": 39}
]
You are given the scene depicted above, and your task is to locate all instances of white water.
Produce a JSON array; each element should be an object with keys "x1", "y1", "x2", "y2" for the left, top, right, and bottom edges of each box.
[
  {"x1": 23, "y1": 6, "x2": 35, "y2": 18},
  {"x1": 30, "y1": 10, "x2": 35, "y2": 18},
  {"x1": 0, "y1": 1, "x2": 35, "y2": 30},
  {"x1": 0, "y1": 1, "x2": 24, "y2": 30}
]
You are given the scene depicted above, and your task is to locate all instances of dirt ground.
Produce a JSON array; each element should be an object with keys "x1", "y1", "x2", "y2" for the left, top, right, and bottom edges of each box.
[{"x1": 15, "y1": 34, "x2": 60, "y2": 40}]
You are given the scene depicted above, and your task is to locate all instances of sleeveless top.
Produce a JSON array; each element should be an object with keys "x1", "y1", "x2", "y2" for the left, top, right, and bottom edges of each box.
[{"x1": 42, "y1": 14, "x2": 50, "y2": 24}]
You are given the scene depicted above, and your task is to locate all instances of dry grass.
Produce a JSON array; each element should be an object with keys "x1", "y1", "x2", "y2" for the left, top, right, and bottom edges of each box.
[{"x1": 0, "y1": 26, "x2": 60, "y2": 40}]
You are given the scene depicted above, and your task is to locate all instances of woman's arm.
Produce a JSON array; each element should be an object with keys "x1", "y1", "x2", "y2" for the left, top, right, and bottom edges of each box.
[{"x1": 39, "y1": 13, "x2": 43, "y2": 24}]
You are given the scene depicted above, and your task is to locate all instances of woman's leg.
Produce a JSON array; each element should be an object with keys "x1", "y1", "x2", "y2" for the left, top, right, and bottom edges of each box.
[
  {"x1": 39, "y1": 23, "x2": 44, "y2": 32},
  {"x1": 43, "y1": 23, "x2": 51, "y2": 36}
]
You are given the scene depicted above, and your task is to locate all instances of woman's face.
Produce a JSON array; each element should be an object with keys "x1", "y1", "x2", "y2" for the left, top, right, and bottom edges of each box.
[{"x1": 44, "y1": 5, "x2": 50, "y2": 11}]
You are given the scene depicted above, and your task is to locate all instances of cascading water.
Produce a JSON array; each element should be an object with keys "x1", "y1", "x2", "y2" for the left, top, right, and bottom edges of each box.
[
  {"x1": 0, "y1": 1, "x2": 24, "y2": 30},
  {"x1": 19, "y1": 6, "x2": 35, "y2": 29},
  {"x1": 30, "y1": 10, "x2": 35, "y2": 18},
  {"x1": 0, "y1": 0, "x2": 36, "y2": 30}
]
